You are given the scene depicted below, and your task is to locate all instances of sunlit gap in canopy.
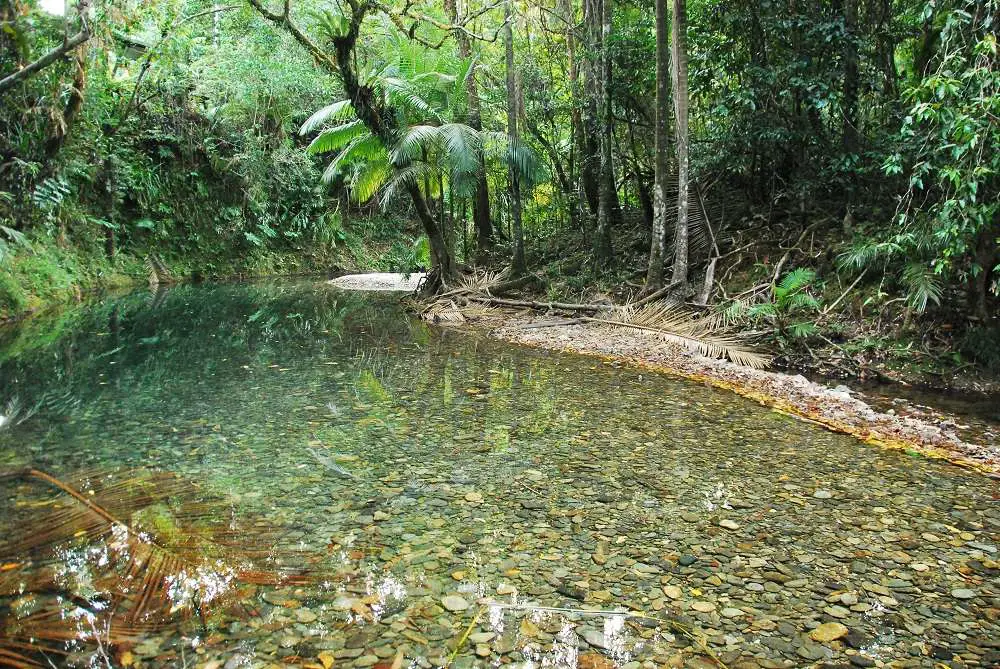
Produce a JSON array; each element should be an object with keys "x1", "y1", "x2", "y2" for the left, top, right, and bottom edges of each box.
[{"x1": 39, "y1": 0, "x2": 66, "y2": 15}]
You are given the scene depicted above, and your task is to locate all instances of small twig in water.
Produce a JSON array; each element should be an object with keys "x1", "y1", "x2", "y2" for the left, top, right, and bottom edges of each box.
[{"x1": 445, "y1": 606, "x2": 484, "y2": 669}]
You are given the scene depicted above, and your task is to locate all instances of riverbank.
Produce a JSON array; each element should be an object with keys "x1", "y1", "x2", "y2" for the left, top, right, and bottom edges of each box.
[{"x1": 0, "y1": 219, "x2": 427, "y2": 323}]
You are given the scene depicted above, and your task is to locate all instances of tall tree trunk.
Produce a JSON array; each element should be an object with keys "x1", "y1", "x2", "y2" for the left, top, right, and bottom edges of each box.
[
  {"x1": 581, "y1": 0, "x2": 601, "y2": 218},
  {"x1": 969, "y1": 219, "x2": 998, "y2": 320},
  {"x1": 505, "y1": 2, "x2": 526, "y2": 276},
  {"x1": 842, "y1": 0, "x2": 859, "y2": 152},
  {"x1": 669, "y1": 0, "x2": 689, "y2": 286},
  {"x1": 876, "y1": 0, "x2": 897, "y2": 97},
  {"x1": 644, "y1": 0, "x2": 670, "y2": 292},
  {"x1": 561, "y1": 0, "x2": 585, "y2": 228},
  {"x1": 444, "y1": 0, "x2": 492, "y2": 257},
  {"x1": 593, "y1": 0, "x2": 614, "y2": 268},
  {"x1": 248, "y1": 0, "x2": 457, "y2": 290}
]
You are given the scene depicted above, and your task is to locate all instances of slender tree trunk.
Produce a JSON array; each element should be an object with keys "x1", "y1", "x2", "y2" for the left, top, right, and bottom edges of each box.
[
  {"x1": 644, "y1": 0, "x2": 670, "y2": 292},
  {"x1": 249, "y1": 0, "x2": 457, "y2": 288},
  {"x1": 593, "y1": 0, "x2": 614, "y2": 268},
  {"x1": 877, "y1": 0, "x2": 897, "y2": 97},
  {"x1": 581, "y1": 0, "x2": 601, "y2": 218},
  {"x1": 669, "y1": 0, "x2": 689, "y2": 286},
  {"x1": 561, "y1": 0, "x2": 586, "y2": 228},
  {"x1": 444, "y1": 0, "x2": 492, "y2": 257},
  {"x1": 842, "y1": 0, "x2": 859, "y2": 152},
  {"x1": 505, "y1": 2, "x2": 526, "y2": 276},
  {"x1": 406, "y1": 181, "x2": 454, "y2": 278}
]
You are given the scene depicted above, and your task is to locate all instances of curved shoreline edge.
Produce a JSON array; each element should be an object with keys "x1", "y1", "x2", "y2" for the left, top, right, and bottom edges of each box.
[
  {"x1": 325, "y1": 273, "x2": 997, "y2": 476},
  {"x1": 472, "y1": 315, "x2": 999, "y2": 477}
]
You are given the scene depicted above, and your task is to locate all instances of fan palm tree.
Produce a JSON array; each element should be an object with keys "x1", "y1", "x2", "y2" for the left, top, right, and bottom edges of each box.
[{"x1": 300, "y1": 55, "x2": 542, "y2": 249}]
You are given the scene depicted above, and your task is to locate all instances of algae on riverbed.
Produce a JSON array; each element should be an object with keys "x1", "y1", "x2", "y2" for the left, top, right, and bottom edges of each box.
[{"x1": 0, "y1": 282, "x2": 998, "y2": 669}]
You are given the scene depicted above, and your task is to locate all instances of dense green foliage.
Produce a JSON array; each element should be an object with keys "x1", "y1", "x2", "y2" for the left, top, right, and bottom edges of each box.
[{"x1": 0, "y1": 0, "x2": 996, "y2": 375}]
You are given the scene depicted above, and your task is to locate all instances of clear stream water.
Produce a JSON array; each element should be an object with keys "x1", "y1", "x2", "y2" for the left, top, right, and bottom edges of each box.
[{"x1": 0, "y1": 281, "x2": 997, "y2": 669}]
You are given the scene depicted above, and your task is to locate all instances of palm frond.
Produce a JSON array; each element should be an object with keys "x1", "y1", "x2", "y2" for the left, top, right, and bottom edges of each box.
[
  {"x1": 381, "y1": 77, "x2": 439, "y2": 121},
  {"x1": 299, "y1": 99, "x2": 355, "y2": 135},
  {"x1": 307, "y1": 120, "x2": 367, "y2": 155},
  {"x1": 380, "y1": 162, "x2": 439, "y2": 205},
  {"x1": 777, "y1": 267, "x2": 816, "y2": 293},
  {"x1": 0, "y1": 467, "x2": 340, "y2": 667},
  {"x1": 458, "y1": 267, "x2": 509, "y2": 293},
  {"x1": 902, "y1": 263, "x2": 943, "y2": 313},
  {"x1": 351, "y1": 161, "x2": 392, "y2": 203},
  {"x1": 438, "y1": 123, "x2": 481, "y2": 174},
  {"x1": 321, "y1": 135, "x2": 386, "y2": 184},
  {"x1": 595, "y1": 301, "x2": 769, "y2": 368},
  {"x1": 390, "y1": 124, "x2": 444, "y2": 164}
]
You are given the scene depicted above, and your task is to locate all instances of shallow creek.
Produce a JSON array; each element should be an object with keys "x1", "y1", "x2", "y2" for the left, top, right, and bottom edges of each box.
[{"x1": 0, "y1": 281, "x2": 997, "y2": 669}]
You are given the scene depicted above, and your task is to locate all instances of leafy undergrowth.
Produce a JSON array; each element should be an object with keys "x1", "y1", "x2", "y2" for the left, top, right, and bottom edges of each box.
[
  {"x1": 512, "y1": 210, "x2": 1000, "y2": 395},
  {"x1": 0, "y1": 215, "x2": 426, "y2": 323}
]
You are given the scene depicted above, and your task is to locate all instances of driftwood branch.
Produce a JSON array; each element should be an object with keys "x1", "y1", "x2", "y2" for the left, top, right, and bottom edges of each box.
[
  {"x1": 466, "y1": 296, "x2": 610, "y2": 312},
  {"x1": 489, "y1": 273, "x2": 543, "y2": 296},
  {"x1": 0, "y1": 1, "x2": 92, "y2": 95}
]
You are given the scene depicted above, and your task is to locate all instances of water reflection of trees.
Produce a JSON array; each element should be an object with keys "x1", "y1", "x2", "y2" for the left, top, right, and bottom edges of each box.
[{"x1": 0, "y1": 283, "x2": 410, "y2": 431}]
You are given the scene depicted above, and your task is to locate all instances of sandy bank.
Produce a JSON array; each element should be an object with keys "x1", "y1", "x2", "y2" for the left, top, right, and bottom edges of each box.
[{"x1": 329, "y1": 272, "x2": 425, "y2": 291}]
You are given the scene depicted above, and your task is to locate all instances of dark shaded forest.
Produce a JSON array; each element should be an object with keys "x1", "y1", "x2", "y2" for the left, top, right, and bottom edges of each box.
[{"x1": 1, "y1": 0, "x2": 997, "y2": 383}]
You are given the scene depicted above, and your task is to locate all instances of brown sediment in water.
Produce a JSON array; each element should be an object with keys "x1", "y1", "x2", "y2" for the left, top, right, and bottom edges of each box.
[{"x1": 458, "y1": 312, "x2": 999, "y2": 476}]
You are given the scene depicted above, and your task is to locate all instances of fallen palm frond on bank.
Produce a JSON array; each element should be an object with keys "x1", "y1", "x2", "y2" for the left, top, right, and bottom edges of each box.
[{"x1": 415, "y1": 270, "x2": 769, "y2": 369}]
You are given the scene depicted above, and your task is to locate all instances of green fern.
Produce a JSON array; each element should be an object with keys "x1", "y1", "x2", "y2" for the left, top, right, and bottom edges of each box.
[{"x1": 902, "y1": 263, "x2": 943, "y2": 313}]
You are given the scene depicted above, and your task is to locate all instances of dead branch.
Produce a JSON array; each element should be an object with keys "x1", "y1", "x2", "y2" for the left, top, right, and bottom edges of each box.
[
  {"x1": 518, "y1": 318, "x2": 585, "y2": 329},
  {"x1": 466, "y1": 296, "x2": 610, "y2": 312},
  {"x1": 0, "y1": 1, "x2": 91, "y2": 95},
  {"x1": 819, "y1": 268, "x2": 868, "y2": 317},
  {"x1": 771, "y1": 221, "x2": 822, "y2": 285}
]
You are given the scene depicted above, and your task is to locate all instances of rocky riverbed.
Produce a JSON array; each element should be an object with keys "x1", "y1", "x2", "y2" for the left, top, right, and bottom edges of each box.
[{"x1": 1, "y1": 282, "x2": 997, "y2": 669}]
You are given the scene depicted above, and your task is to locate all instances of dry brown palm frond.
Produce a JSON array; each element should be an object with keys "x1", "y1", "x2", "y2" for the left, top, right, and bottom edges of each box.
[
  {"x1": 591, "y1": 300, "x2": 770, "y2": 369},
  {"x1": 421, "y1": 299, "x2": 467, "y2": 323},
  {"x1": 436, "y1": 267, "x2": 509, "y2": 299},
  {"x1": 420, "y1": 294, "x2": 497, "y2": 324},
  {"x1": 0, "y1": 467, "x2": 340, "y2": 668}
]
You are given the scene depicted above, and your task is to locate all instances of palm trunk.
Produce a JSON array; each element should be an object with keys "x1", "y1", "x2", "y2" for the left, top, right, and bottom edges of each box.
[
  {"x1": 669, "y1": 0, "x2": 689, "y2": 287},
  {"x1": 644, "y1": 0, "x2": 670, "y2": 292},
  {"x1": 505, "y1": 3, "x2": 526, "y2": 276}
]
